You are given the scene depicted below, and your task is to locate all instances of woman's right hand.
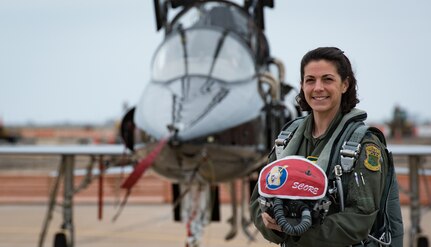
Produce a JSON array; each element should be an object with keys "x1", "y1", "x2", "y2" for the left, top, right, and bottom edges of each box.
[{"x1": 261, "y1": 212, "x2": 282, "y2": 232}]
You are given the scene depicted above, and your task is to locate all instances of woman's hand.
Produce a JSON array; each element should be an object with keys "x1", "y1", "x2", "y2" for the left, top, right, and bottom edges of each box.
[{"x1": 261, "y1": 212, "x2": 282, "y2": 232}]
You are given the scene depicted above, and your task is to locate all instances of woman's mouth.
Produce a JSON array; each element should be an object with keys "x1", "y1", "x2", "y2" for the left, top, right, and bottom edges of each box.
[{"x1": 312, "y1": 96, "x2": 329, "y2": 101}]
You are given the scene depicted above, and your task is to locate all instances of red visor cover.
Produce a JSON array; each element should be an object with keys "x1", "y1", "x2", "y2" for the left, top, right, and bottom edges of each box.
[{"x1": 258, "y1": 156, "x2": 328, "y2": 200}]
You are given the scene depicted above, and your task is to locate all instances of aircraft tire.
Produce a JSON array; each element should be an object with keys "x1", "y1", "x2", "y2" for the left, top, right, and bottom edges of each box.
[
  {"x1": 53, "y1": 232, "x2": 68, "y2": 247},
  {"x1": 418, "y1": 235, "x2": 429, "y2": 247}
]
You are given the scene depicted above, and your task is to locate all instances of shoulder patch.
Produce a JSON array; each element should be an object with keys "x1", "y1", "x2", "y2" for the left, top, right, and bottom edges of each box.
[{"x1": 364, "y1": 144, "x2": 382, "y2": 171}]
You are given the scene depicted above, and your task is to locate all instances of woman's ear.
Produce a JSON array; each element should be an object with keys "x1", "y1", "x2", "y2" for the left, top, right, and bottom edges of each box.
[{"x1": 342, "y1": 79, "x2": 349, "y2": 93}]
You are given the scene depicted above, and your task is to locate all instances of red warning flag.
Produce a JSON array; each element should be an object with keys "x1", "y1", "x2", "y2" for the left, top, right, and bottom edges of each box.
[{"x1": 121, "y1": 137, "x2": 169, "y2": 190}]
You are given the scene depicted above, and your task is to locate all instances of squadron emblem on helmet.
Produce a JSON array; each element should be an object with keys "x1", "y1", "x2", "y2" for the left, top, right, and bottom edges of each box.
[{"x1": 266, "y1": 166, "x2": 288, "y2": 190}]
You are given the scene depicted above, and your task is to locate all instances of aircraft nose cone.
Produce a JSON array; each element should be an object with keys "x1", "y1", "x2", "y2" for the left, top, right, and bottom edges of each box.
[
  {"x1": 134, "y1": 28, "x2": 263, "y2": 141},
  {"x1": 134, "y1": 75, "x2": 263, "y2": 141}
]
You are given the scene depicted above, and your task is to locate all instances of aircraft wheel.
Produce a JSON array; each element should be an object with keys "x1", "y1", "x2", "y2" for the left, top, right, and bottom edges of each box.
[
  {"x1": 54, "y1": 232, "x2": 68, "y2": 247},
  {"x1": 418, "y1": 235, "x2": 429, "y2": 247}
]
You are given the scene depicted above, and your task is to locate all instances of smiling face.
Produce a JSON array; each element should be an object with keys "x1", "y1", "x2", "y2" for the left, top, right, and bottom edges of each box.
[{"x1": 302, "y1": 60, "x2": 349, "y2": 118}]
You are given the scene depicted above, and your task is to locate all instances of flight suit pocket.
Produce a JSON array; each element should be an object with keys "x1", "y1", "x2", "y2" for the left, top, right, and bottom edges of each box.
[{"x1": 346, "y1": 169, "x2": 376, "y2": 214}]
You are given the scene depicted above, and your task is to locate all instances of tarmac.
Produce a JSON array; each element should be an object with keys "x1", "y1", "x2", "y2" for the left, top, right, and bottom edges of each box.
[{"x1": 0, "y1": 203, "x2": 430, "y2": 247}]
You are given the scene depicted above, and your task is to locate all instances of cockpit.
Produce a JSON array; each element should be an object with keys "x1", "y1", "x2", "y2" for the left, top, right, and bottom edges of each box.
[{"x1": 152, "y1": 1, "x2": 263, "y2": 84}]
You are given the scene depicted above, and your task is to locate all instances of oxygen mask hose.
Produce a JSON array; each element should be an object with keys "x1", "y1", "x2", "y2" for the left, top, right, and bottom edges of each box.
[{"x1": 272, "y1": 198, "x2": 312, "y2": 236}]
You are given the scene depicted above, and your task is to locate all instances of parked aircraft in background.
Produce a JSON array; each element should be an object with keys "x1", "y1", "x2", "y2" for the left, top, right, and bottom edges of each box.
[{"x1": 0, "y1": 119, "x2": 20, "y2": 144}]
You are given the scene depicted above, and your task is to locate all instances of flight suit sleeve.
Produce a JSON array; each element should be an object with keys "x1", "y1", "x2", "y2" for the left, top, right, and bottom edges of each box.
[
  {"x1": 297, "y1": 133, "x2": 388, "y2": 247},
  {"x1": 250, "y1": 184, "x2": 287, "y2": 244},
  {"x1": 249, "y1": 151, "x2": 287, "y2": 244}
]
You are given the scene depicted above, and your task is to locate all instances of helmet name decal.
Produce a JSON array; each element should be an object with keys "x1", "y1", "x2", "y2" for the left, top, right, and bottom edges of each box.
[{"x1": 291, "y1": 182, "x2": 319, "y2": 195}]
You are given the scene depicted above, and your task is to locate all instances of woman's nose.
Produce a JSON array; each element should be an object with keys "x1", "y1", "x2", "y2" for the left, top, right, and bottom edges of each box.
[{"x1": 314, "y1": 79, "x2": 324, "y2": 91}]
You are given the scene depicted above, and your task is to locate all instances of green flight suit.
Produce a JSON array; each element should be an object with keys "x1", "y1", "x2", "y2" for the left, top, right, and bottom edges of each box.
[{"x1": 250, "y1": 110, "x2": 400, "y2": 246}]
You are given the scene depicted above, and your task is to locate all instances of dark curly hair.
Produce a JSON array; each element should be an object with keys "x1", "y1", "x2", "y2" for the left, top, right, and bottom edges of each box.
[{"x1": 296, "y1": 47, "x2": 359, "y2": 114}]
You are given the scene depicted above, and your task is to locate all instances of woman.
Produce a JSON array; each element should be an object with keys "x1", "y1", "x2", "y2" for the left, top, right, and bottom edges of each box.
[{"x1": 250, "y1": 47, "x2": 403, "y2": 246}]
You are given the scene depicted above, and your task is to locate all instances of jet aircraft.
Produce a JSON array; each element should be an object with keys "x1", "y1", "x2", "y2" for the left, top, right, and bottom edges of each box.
[
  {"x1": 0, "y1": 1, "x2": 300, "y2": 247},
  {"x1": 118, "y1": 0, "x2": 300, "y2": 246}
]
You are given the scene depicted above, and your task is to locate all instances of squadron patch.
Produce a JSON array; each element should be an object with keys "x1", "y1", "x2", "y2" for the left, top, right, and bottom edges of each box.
[{"x1": 364, "y1": 144, "x2": 381, "y2": 171}]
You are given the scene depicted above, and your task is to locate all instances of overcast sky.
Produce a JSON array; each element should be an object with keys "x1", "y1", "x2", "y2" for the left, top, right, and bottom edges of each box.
[{"x1": 1, "y1": 0, "x2": 430, "y2": 125}]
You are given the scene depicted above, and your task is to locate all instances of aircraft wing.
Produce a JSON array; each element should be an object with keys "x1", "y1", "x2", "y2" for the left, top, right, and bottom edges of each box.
[
  {"x1": 0, "y1": 144, "x2": 129, "y2": 156},
  {"x1": 0, "y1": 143, "x2": 133, "y2": 247},
  {"x1": 388, "y1": 144, "x2": 431, "y2": 155},
  {"x1": 387, "y1": 144, "x2": 431, "y2": 246}
]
